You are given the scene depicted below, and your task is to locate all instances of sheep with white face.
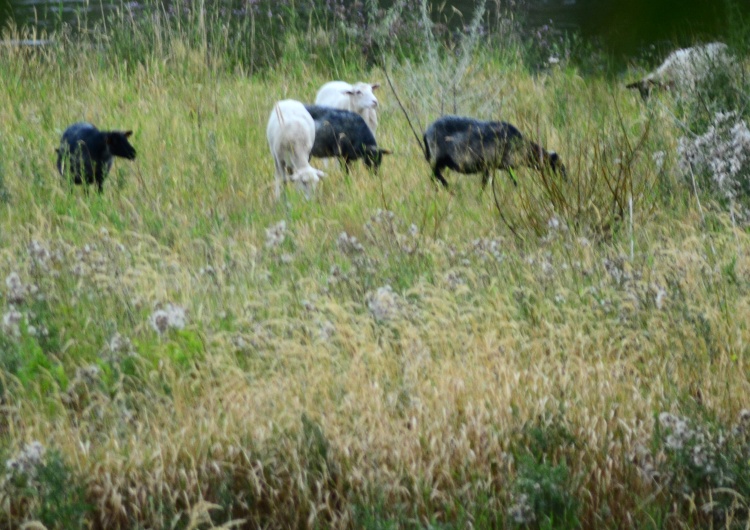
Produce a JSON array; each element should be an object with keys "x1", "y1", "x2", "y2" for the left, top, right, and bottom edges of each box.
[{"x1": 314, "y1": 81, "x2": 380, "y2": 134}]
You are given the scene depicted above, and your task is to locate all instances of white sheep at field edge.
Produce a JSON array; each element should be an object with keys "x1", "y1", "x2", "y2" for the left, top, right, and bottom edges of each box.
[{"x1": 626, "y1": 42, "x2": 733, "y2": 100}]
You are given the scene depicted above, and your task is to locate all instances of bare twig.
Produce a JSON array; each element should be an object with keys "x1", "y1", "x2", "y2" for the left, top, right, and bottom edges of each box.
[
  {"x1": 491, "y1": 172, "x2": 524, "y2": 241},
  {"x1": 383, "y1": 58, "x2": 427, "y2": 158}
]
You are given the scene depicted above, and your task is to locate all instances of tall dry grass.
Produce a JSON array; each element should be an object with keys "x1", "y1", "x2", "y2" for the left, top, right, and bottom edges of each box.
[{"x1": 0, "y1": 5, "x2": 749, "y2": 528}]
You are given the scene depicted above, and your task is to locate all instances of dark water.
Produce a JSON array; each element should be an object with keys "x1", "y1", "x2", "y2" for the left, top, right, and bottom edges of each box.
[
  {"x1": 0, "y1": 0, "x2": 746, "y2": 60},
  {"x1": 522, "y1": 0, "x2": 741, "y2": 58}
]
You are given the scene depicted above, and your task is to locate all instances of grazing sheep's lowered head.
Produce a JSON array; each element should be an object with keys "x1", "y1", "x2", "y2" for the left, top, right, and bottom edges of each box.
[
  {"x1": 56, "y1": 122, "x2": 136, "y2": 193},
  {"x1": 305, "y1": 105, "x2": 392, "y2": 173},
  {"x1": 545, "y1": 150, "x2": 567, "y2": 180},
  {"x1": 266, "y1": 99, "x2": 325, "y2": 200}
]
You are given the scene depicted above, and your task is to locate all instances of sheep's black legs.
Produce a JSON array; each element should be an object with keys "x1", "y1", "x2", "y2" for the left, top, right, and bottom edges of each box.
[{"x1": 431, "y1": 167, "x2": 450, "y2": 188}]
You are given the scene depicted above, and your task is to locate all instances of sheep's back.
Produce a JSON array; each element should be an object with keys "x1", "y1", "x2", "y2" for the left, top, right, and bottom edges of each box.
[
  {"x1": 426, "y1": 117, "x2": 521, "y2": 171},
  {"x1": 306, "y1": 105, "x2": 375, "y2": 159},
  {"x1": 60, "y1": 123, "x2": 107, "y2": 159},
  {"x1": 314, "y1": 83, "x2": 354, "y2": 112}
]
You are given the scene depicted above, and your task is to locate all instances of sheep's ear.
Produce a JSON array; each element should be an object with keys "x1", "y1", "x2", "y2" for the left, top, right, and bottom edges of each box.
[
  {"x1": 371, "y1": 83, "x2": 381, "y2": 90},
  {"x1": 124, "y1": 130, "x2": 133, "y2": 138}
]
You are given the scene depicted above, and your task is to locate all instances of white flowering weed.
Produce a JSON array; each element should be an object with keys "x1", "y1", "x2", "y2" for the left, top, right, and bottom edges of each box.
[
  {"x1": 366, "y1": 285, "x2": 401, "y2": 323},
  {"x1": 149, "y1": 303, "x2": 188, "y2": 334},
  {"x1": 678, "y1": 111, "x2": 750, "y2": 207},
  {"x1": 265, "y1": 220, "x2": 287, "y2": 249}
]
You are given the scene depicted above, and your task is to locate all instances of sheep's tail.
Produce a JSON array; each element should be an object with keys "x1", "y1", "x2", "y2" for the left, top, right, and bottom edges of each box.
[{"x1": 383, "y1": 58, "x2": 426, "y2": 158}]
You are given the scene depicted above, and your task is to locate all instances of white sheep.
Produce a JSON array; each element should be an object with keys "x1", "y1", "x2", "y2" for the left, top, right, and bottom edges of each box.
[
  {"x1": 626, "y1": 42, "x2": 733, "y2": 100},
  {"x1": 266, "y1": 99, "x2": 325, "y2": 200},
  {"x1": 314, "y1": 81, "x2": 380, "y2": 134}
]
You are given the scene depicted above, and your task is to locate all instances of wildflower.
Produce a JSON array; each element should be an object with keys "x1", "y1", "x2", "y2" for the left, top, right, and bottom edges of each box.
[
  {"x1": 372, "y1": 209, "x2": 395, "y2": 224},
  {"x1": 28, "y1": 240, "x2": 52, "y2": 270},
  {"x1": 265, "y1": 220, "x2": 287, "y2": 249},
  {"x1": 1, "y1": 309, "x2": 23, "y2": 338},
  {"x1": 471, "y1": 238, "x2": 504, "y2": 263},
  {"x1": 317, "y1": 320, "x2": 335, "y2": 342},
  {"x1": 654, "y1": 285, "x2": 667, "y2": 309},
  {"x1": 5, "y1": 272, "x2": 25, "y2": 304},
  {"x1": 104, "y1": 332, "x2": 136, "y2": 361},
  {"x1": 327, "y1": 265, "x2": 344, "y2": 285},
  {"x1": 691, "y1": 444, "x2": 712, "y2": 470},
  {"x1": 734, "y1": 409, "x2": 750, "y2": 435},
  {"x1": 149, "y1": 303, "x2": 187, "y2": 334},
  {"x1": 199, "y1": 265, "x2": 216, "y2": 277},
  {"x1": 5, "y1": 441, "x2": 45, "y2": 481},
  {"x1": 630, "y1": 443, "x2": 659, "y2": 483},
  {"x1": 74, "y1": 365, "x2": 101, "y2": 386},
  {"x1": 678, "y1": 111, "x2": 750, "y2": 204},
  {"x1": 150, "y1": 311, "x2": 170, "y2": 334},
  {"x1": 659, "y1": 412, "x2": 693, "y2": 451},
  {"x1": 337, "y1": 231, "x2": 364, "y2": 254},
  {"x1": 109, "y1": 333, "x2": 132, "y2": 354},
  {"x1": 231, "y1": 334, "x2": 249, "y2": 351},
  {"x1": 508, "y1": 493, "x2": 535, "y2": 524},
  {"x1": 444, "y1": 270, "x2": 465, "y2": 290},
  {"x1": 367, "y1": 285, "x2": 401, "y2": 323}
]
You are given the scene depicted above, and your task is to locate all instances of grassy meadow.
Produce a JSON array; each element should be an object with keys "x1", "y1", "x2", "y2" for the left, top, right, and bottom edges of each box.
[{"x1": 1, "y1": 2, "x2": 750, "y2": 528}]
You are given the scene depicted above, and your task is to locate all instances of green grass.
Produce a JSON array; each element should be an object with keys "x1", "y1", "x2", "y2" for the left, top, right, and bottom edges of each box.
[{"x1": 1, "y1": 3, "x2": 750, "y2": 528}]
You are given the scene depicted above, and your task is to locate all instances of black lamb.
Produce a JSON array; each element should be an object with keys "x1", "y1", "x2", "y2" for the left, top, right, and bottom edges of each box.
[
  {"x1": 56, "y1": 122, "x2": 136, "y2": 193},
  {"x1": 423, "y1": 116, "x2": 566, "y2": 189},
  {"x1": 304, "y1": 105, "x2": 391, "y2": 173}
]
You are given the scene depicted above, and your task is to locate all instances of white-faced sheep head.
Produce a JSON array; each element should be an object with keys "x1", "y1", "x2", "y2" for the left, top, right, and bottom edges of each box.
[{"x1": 345, "y1": 82, "x2": 380, "y2": 113}]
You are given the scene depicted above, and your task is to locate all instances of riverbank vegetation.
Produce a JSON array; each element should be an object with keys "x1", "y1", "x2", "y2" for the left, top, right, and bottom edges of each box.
[{"x1": 1, "y1": 0, "x2": 750, "y2": 528}]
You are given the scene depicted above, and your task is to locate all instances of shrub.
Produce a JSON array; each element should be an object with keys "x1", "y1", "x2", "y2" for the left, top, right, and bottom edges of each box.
[
  {"x1": 678, "y1": 111, "x2": 750, "y2": 222},
  {"x1": 2, "y1": 444, "x2": 91, "y2": 529},
  {"x1": 653, "y1": 410, "x2": 750, "y2": 524},
  {"x1": 509, "y1": 456, "x2": 579, "y2": 529}
]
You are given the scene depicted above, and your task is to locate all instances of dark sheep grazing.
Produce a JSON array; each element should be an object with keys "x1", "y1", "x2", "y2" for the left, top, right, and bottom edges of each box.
[
  {"x1": 423, "y1": 116, "x2": 566, "y2": 189},
  {"x1": 56, "y1": 122, "x2": 136, "y2": 193},
  {"x1": 304, "y1": 105, "x2": 392, "y2": 173}
]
